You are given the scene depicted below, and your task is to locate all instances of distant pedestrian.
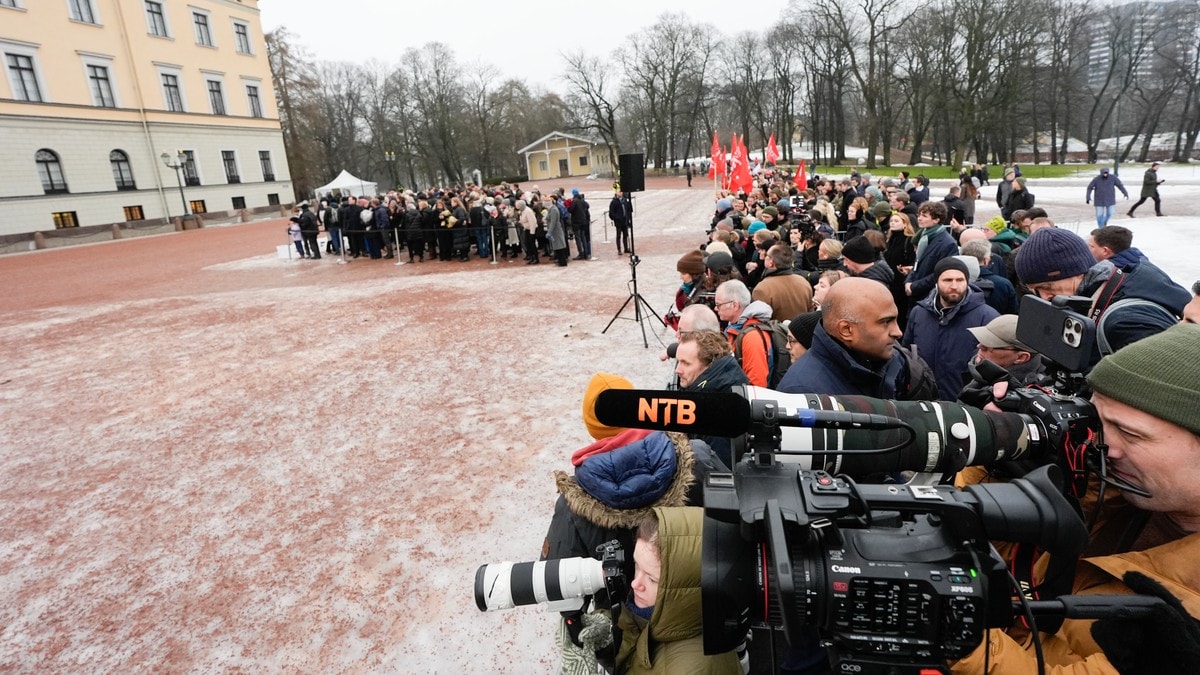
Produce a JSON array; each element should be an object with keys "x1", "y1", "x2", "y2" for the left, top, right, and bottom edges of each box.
[
  {"x1": 686, "y1": 163, "x2": 693, "y2": 187},
  {"x1": 287, "y1": 217, "x2": 304, "y2": 258},
  {"x1": 1127, "y1": 162, "x2": 1165, "y2": 217},
  {"x1": 1085, "y1": 167, "x2": 1129, "y2": 228}
]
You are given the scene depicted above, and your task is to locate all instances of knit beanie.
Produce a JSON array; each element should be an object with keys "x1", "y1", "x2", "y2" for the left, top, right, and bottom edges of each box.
[
  {"x1": 933, "y1": 256, "x2": 970, "y2": 281},
  {"x1": 761, "y1": 206, "x2": 779, "y2": 220},
  {"x1": 716, "y1": 198, "x2": 732, "y2": 212},
  {"x1": 872, "y1": 202, "x2": 893, "y2": 220},
  {"x1": 705, "y1": 251, "x2": 736, "y2": 273},
  {"x1": 747, "y1": 221, "x2": 766, "y2": 235},
  {"x1": 582, "y1": 373, "x2": 633, "y2": 440},
  {"x1": 953, "y1": 254, "x2": 980, "y2": 283},
  {"x1": 1087, "y1": 324, "x2": 1200, "y2": 436},
  {"x1": 1015, "y1": 228, "x2": 1095, "y2": 285},
  {"x1": 677, "y1": 249, "x2": 706, "y2": 276},
  {"x1": 788, "y1": 310, "x2": 822, "y2": 349},
  {"x1": 842, "y1": 236, "x2": 877, "y2": 265}
]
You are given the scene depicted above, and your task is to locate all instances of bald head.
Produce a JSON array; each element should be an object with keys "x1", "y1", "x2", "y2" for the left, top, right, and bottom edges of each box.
[
  {"x1": 958, "y1": 228, "x2": 988, "y2": 247},
  {"x1": 822, "y1": 277, "x2": 902, "y2": 360}
]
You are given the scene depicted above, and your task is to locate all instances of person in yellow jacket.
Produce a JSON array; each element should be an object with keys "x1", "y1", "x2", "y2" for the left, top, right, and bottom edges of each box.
[
  {"x1": 952, "y1": 323, "x2": 1200, "y2": 674},
  {"x1": 616, "y1": 507, "x2": 742, "y2": 674}
]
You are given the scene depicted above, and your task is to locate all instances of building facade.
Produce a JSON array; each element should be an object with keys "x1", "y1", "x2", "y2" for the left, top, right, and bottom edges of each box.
[
  {"x1": 518, "y1": 132, "x2": 613, "y2": 182},
  {"x1": 0, "y1": 0, "x2": 291, "y2": 237}
]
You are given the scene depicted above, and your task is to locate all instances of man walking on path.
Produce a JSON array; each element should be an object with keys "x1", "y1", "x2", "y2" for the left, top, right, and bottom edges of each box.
[
  {"x1": 1085, "y1": 167, "x2": 1128, "y2": 228},
  {"x1": 1128, "y1": 162, "x2": 1165, "y2": 217}
]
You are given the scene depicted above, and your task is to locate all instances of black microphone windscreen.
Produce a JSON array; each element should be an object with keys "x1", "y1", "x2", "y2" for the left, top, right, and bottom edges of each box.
[{"x1": 594, "y1": 389, "x2": 750, "y2": 437}]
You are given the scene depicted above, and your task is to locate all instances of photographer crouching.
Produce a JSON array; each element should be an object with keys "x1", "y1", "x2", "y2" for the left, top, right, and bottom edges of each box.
[{"x1": 951, "y1": 323, "x2": 1200, "y2": 674}]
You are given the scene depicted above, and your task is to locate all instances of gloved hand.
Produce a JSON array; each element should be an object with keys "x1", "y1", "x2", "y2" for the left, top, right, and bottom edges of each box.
[{"x1": 1091, "y1": 571, "x2": 1200, "y2": 674}]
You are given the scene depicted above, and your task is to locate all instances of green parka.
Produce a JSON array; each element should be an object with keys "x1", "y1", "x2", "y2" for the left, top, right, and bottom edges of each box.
[{"x1": 615, "y1": 507, "x2": 741, "y2": 675}]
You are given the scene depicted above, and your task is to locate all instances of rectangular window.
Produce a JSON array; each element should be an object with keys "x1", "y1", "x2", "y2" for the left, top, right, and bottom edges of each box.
[
  {"x1": 123, "y1": 205, "x2": 144, "y2": 221},
  {"x1": 193, "y1": 12, "x2": 212, "y2": 46},
  {"x1": 189, "y1": 199, "x2": 206, "y2": 214},
  {"x1": 181, "y1": 150, "x2": 199, "y2": 186},
  {"x1": 6, "y1": 53, "x2": 42, "y2": 102},
  {"x1": 1, "y1": 1, "x2": 20, "y2": 8},
  {"x1": 69, "y1": 0, "x2": 96, "y2": 23},
  {"x1": 259, "y1": 151, "x2": 274, "y2": 182},
  {"x1": 162, "y1": 73, "x2": 183, "y2": 111},
  {"x1": 538, "y1": 160, "x2": 548, "y2": 172},
  {"x1": 233, "y1": 22, "x2": 251, "y2": 54},
  {"x1": 246, "y1": 84, "x2": 262, "y2": 118},
  {"x1": 579, "y1": 156, "x2": 589, "y2": 166},
  {"x1": 145, "y1": 1, "x2": 167, "y2": 37},
  {"x1": 231, "y1": 196, "x2": 246, "y2": 209},
  {"x1": 52, "y1": 211, "x2": 79, "y2": 229},
  {"x1": 87, "y1": 64, "x2": 115, "y2": 107},
  {"x1": 222, "y1": 150, "x2": 239, "y2": 184},
  {"x1": 207, "y1": 80, "x2": 225, "y2": 115},
  {"x1": 267, "y1": 193, "x2": 279, "y2": 206}
]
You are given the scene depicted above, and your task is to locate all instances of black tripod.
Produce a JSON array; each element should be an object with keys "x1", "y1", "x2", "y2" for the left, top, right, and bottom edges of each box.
[{"x1": 602, "y1": 201, "x2": 666, "y2": 348}]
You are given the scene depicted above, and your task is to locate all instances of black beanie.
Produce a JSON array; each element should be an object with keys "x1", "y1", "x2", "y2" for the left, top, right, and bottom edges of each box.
[
  {"x1": 788, "y1": 311, "x2": 822, "y2": 349},
  {"x1": 933, "y1": 256, "x2": 970, "y2": 281},
  {"x1": 842, "y1": 236, "x2": 876, "y2": 265}
]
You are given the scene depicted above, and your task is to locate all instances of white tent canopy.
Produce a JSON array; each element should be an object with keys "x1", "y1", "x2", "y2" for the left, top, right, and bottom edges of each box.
[{"x1": 314, "y1": 170, "x2": 378, "y2": 199}]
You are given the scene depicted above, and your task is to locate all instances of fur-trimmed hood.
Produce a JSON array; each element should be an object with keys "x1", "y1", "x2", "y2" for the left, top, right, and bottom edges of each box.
[{"x1": 554, "y1": 432, "x2": 696, "y2": 530}]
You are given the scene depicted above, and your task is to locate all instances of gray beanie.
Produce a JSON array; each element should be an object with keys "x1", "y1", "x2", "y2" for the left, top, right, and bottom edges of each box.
[
  {"x1": 1087, "y1": 324, "x2": 1200, "y2": 436},
  {"x1": 1015, "y1": 228, "x2": 1095, "y2": 285}
]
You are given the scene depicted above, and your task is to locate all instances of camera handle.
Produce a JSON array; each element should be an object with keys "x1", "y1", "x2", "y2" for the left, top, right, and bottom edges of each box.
[{"x1": 1022, "y1": 594, "x2": 1169, "y2": 622}]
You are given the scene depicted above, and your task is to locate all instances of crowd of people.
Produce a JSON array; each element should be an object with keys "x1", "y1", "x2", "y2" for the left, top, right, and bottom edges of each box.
[
  {"x1": 286, "y1": 183, "x2": 633, "y2": 267},
  {"x1": 533, "y1": 162, "x2": 1200, "y2": 674}
]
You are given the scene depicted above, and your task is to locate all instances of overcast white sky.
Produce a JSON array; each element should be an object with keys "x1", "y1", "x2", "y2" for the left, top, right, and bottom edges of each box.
[{"x1": 259, "y1": 0, "x2": 791, "y2": 93}]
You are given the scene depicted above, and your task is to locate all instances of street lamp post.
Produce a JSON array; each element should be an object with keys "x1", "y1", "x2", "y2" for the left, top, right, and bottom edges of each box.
[
  {"x1": 160, "y1": 150, "x2": 190, "y2": 217},
  {"x1": 383, "y1": 150, "x2": 397, "y2": 189}
]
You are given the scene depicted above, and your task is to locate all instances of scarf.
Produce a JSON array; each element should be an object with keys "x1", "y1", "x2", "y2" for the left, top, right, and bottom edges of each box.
[{"x1": 914, "y1": 224, "x2": 945, "y2": 265}]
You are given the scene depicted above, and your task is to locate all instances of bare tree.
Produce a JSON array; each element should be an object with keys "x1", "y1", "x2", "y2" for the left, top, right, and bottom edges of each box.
[
  {"x1": 562, "y1": 51, "x2": 622, "y2": 169},
  {"x1": 806, "y1": 0, "x2": 912, "y2": 168},
  {"x1": 266, "y1": 27, "x2": 320, "y2": 197}
]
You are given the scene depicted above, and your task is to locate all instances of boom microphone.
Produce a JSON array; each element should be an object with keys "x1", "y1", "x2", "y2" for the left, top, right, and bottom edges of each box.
[{"x1": 593, "y1": 389, "x2": 750, "y2": 437}]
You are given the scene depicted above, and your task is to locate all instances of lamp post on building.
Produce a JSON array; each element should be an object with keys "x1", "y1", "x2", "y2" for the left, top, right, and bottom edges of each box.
[
  {"x1": 383, "y1": 150, "x2": 397, "y2": 189},
  {"x1": 160, "y1": 150, "x2": 190, "y2": 217}
]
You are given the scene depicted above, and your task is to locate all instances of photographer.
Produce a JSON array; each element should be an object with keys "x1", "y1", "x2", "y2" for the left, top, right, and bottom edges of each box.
[
  {"x1": 616, "y1": 508, "x2": 742, "y2": 674},
  {"x1": 1015, "y1": 228, "x2": 1189, "y2": 363},
  {"x1": 951, "y1": 324, "x2": 1200, "y2": 674}
]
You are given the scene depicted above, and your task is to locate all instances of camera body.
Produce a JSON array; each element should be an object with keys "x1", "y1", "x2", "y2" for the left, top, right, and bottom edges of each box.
[{"x1": 700, "y1": 459, "x2": 1083, "y2": 674}]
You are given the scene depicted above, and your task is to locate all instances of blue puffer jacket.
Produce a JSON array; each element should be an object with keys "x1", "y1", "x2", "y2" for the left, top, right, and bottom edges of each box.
[
  {"x1": 574, "y1": 432, "x2": 678, "y2": 510},
  {"x1": 903, "y1": 286, "x2": 1000, "y2": 401}
]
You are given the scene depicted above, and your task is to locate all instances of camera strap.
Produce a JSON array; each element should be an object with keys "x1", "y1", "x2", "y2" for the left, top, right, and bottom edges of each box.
[{"x1": 1011, "y1": 543, "x2": 1075, "y2": 635}]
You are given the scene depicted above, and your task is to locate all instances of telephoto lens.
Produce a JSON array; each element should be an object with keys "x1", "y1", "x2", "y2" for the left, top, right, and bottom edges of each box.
[{"x1": 475, "y1": 557, "x2": 606, "y2": 612}]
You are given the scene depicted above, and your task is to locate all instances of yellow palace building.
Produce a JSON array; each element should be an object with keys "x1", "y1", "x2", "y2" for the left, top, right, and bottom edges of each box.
[{"x1": 0, "y1": 0, "x2": 291, "y2": 242}]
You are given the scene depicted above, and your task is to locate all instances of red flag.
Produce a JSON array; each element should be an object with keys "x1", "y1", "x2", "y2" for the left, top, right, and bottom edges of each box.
[
  {"x1": 732, "y1": 136, "x2": 753, "y2": 194},
  {"x1": 766, "y1": 133, "x2": 780, "y2": 165},
  {"x1": 797, "y1": 159, "x2": 807, "y2": 189},
  {"x1": 710, "y1": 131, "x2": 724, "y2": 181}
]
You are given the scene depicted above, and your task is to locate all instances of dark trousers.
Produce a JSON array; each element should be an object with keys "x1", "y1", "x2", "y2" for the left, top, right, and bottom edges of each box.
[
  {"x1": 523, "y1": 230, "x2": 540, "y2": 261},
  {"x1": 302, "y1": 232, "x2": 320, "y2": 258},
  {"x1": 1128, "y1": 192, "x2": 1162, "y2": 216},
  {"x1": 614, "y1": 225, "x2": 630, "y2": 254}
]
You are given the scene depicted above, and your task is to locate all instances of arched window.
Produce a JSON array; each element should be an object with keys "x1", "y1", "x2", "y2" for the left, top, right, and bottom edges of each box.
[
  {"x1": 110, "y1": 149, "x2": 136, "y2": 190},
  {"x1": 36, "y1": 149, "x2": 68, "y2": 194}
]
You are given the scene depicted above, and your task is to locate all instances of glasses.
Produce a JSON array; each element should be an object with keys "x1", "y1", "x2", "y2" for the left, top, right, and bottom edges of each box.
[
  {"x1": 715, "y1": 300, "x2": 737, "y2": 309},
  {"x1": 978, "y1": 345, "x2": 1018, "y2": 353},
  {"x1": 786, "y1": 336, "x2": 798, "y2": 346}
]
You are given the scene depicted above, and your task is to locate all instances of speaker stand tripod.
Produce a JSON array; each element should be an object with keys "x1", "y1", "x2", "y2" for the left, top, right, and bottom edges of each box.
[{"x1": 602, "y1": 206, "x2": 665, "y2": 348}]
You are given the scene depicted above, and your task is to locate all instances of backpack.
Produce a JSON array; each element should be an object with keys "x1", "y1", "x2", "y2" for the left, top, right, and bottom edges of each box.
[{"x1": 733, "y1": 320, "x2": 792, "y2": 389}]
